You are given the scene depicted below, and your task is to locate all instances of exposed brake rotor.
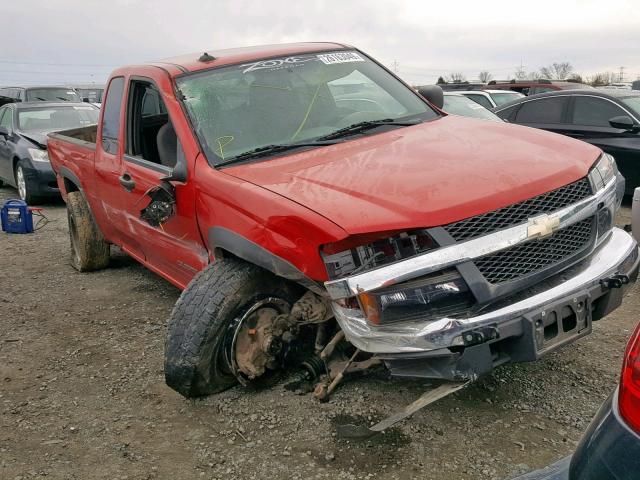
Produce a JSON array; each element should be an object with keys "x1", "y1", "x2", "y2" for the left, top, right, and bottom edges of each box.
[{"x1": 224, "y1": 297, "x2": 293, "y2": 384}]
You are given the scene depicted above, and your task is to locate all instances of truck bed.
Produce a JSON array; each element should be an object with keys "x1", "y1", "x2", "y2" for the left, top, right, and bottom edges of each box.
[
  {"x1": 48, "y1": 124, "x2": 97, "y2": 148},
  {"x1": 47, "y1": 125, "x2": 98, "y2": 200}
]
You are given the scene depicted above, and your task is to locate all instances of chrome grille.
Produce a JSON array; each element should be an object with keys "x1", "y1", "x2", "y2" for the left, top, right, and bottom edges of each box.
[
  {"x1": 444, "y1": 178, "x2": 592, "y2": 242},
  {"x1": 474, "y1": 217, "x2": 594, "y2": 284}
]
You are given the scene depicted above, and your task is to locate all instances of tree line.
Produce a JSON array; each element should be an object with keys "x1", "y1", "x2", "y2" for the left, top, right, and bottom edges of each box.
[{"x1": 437, "y1": 63, "x2": 626, "y2": 86}]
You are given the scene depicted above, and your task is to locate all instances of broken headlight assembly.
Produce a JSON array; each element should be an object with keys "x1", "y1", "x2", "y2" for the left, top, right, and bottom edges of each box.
[
  {"x1": 321, "y1": 229, "x2": 438, "y2": 280},
  {"x1": 322, "y1": 232, "x2": 474, "y2": 325}
]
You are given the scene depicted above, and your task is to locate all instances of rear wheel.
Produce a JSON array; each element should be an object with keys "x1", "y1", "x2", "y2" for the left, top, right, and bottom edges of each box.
[
  {"x1": 164, "y1": 258, "x2": 302, "y2": 398},
  {"x1": 66, "y1": 191, "x2": 110, "y2": 271}
]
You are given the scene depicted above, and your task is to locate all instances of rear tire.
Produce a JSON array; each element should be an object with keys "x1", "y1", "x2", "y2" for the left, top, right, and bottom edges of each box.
[
  {"x1": 67, "y1": 191, "x2": 110, "y2": 271},
  {"x1": 164, "y1": 257, "x2": 301, "y2": 398}
]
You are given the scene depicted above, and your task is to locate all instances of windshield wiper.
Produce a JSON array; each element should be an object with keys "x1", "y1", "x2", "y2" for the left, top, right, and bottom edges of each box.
[
  {"x1": 217, "y1": 140, "x2": 338, "y2": 167},
  {"x1": 316, "y1": 118, "x2": 423, "y2": 141},
  {"x1": 56, "y1": 96, "x2": 70, "y2": 101}
]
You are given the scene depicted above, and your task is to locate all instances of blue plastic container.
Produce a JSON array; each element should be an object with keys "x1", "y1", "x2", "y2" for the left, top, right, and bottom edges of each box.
[{"x1": 1, "y1": 199, "x2": 34, "y2": 234}]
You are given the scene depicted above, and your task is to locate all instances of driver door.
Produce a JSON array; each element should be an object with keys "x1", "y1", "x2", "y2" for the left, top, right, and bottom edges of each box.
[
  {"x1": 115, "y1": 77, "x2": 208, "y2": 288},
  {"x1": 563, "y1": 95, "x2": 640, "y2": 191}
]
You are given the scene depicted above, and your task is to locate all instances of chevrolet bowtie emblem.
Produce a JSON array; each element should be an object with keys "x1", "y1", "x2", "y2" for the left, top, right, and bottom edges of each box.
[{"x1": 527, "y1": 215, "x2": 560, "y2": 239}]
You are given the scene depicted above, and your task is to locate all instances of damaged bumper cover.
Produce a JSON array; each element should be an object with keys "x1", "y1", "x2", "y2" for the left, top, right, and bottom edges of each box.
[{"x1": 325, "y1": 174, "x2": 638, "y2": 356}]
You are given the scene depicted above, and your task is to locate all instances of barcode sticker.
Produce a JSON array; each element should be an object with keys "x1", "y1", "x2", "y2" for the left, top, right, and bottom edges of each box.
[{"x1": 317, "y1": 52, "x2": 365, "y2": 65}]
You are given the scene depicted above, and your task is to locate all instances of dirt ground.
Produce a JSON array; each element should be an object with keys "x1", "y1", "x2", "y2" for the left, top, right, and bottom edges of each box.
[{"x1": 1, "y1": 185, "x2": 638, "y2": 480}]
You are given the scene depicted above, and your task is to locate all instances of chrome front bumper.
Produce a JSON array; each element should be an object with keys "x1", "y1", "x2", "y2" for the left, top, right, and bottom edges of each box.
[
  {"x1": 331, "y1": 227, "x2": 638, "y2": 353},
  {"x1": 326, "y1": 172, "x2": 635, "y2": 354}
]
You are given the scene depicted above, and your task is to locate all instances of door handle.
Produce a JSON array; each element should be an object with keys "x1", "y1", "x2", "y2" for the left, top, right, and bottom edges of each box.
[{"x1": 119, "y1": 173, "x2": 136, "y2": 192}]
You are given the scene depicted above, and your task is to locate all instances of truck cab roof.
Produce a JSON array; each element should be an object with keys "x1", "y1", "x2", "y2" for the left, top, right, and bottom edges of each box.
[{"x1": 125, "y1": 42, "x2": 352, "y2": 77}]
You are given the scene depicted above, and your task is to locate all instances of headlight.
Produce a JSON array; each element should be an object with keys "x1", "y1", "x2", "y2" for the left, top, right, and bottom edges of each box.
[
  {"x1": 589, "y1": 153, "x2": 617, "y2": 191},
  {"x1": 28, "y1": 148, "x2": 49, "y2": 163},
  {"x1": 355, "y1": 269, "x2": 473, "y2": 325}
]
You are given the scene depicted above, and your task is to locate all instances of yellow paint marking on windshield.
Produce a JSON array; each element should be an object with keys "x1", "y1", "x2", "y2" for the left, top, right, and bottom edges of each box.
[
  {"x1": 291, "y1": 81, "x2": 323, "y2": 141},
  {"x1": 215, "y1": 135, "x2": 234, "y2": 160}
]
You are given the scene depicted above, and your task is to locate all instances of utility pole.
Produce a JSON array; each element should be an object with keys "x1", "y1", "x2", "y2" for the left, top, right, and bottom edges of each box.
[
  {"x1": 392, "y1": 60, "x2": 399, "y2": 74},
  {"x1": 619, "y1": 66, "x2": 625, "y2": 82}
]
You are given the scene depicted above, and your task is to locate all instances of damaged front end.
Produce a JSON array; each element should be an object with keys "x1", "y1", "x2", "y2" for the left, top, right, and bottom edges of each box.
[{"x1": 323, "y1": 154, "x2": 639, "y2": 383}]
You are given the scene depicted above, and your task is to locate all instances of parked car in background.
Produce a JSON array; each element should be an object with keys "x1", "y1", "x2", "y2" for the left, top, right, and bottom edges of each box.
[
  {"x1": 453, "y1": 89, "x2": 524, "y2": 109},
  {"x1": 0, "y1": 101, "x2": 99, "y2": 202},
  {"x1": 442, "y1": 92, "x2": 502, "y2": 121},
  {"x1": 74, "y1": 86, "x2": 104, "y2": 107},
  {"x1": 487, "y1": 79, "x2": 592, "y2": 96},
  {"x1": 436, "y1": 81, "x2": 486, "y2": 91},
  {"x1": 512, "y1": 318, "x2": 640, "y2": 479},
  {"x1": 494, "y1": 89, "x2": 640, "y2": 194},
  {"x1": 0, "y1": 86, "x2": 82, "y2": 103}
]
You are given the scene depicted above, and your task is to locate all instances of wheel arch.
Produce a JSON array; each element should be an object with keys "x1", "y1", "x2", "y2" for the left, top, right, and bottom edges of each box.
[
  {"x1": 208, "y1": 226, "x2": 326, "y2": 296},
  {"x1": 58, "y1": 166, "x2": 83, "y2": 196}
]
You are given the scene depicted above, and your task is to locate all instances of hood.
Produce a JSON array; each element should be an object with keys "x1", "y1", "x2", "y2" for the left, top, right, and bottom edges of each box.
[
  {"x1": 18, "y1": 130, "x2": 49, "y2": 149},
  {"x1": 223, "y1": 116, "x2": 602, "y2": 235}
]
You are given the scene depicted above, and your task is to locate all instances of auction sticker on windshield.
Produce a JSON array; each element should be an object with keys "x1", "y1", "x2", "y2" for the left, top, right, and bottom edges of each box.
[{"x1": 317, "y1": 52, "x2": 364, "y2": 65}]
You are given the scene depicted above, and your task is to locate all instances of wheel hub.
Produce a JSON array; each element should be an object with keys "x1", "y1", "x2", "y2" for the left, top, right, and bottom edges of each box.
[{"x1": 225, "y1": 298, "x2": 292, "y2": 382}]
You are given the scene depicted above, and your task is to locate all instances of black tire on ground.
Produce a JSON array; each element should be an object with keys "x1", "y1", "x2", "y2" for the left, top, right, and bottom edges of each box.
[
  {"x1": 66, "y1": 191, "x2": 110, "y2": 272},
  {"x1": 15, "y1": 160, "x2": 40, "y2": 204},
  {"x1": 0, "y1": 178, "x2": 4, "y2": 187},
  {"x1": 164, "y1": 257, "x2": 302, "y2": 398}
]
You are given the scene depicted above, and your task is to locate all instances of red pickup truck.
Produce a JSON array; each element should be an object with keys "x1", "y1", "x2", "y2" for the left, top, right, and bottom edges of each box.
[{"x1": 48, "y1": 43, "x2": 638, "y2": 400}]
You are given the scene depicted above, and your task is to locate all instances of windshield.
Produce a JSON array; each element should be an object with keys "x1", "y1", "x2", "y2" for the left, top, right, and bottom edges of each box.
[
  {"x1": 25, "y1": 88, "x2": 81, "y2": 102},
  {"x1": 443, "y1": 95, "x2": 501, "y2": 121},
  {"x1": 18, "y1": 105, "x2": 99, "y2": 132},
  {"x1": 621, "y1": 96, "x2": 640, "y2": 117},
  {"x1": 76, "y1": 88, "x2": 104, "y2": 103},
  {"x1": 490, "y1": 91, "x2": 524, "y2": 106},
  {"x1": 176, "y1": 50, "x2": 437, "y2": 165}
]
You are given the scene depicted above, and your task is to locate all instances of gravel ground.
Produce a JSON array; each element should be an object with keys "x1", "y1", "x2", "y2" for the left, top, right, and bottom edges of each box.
[{"x1": 0, "y1": 185, "x2": 638, "y2": 480}]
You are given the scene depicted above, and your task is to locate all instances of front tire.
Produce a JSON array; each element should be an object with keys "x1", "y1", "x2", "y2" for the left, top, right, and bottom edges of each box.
[
  {"x1": 67, "y1": 191, "x2": 110, "y2": 271},
  {"x1": 164, "y1": 258, "x2": 301, "y2": 398},
  {"x1": 15, "y1": 161, "x2": 39, "y2": 204}
]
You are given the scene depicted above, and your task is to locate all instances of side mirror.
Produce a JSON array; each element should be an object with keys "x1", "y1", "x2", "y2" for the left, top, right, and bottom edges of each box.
[
  {"x1": 0, "y1": 126, "x2": 9, "y2": 138},
  {"x1": 417, "y1": 85, "x2": 444, "y2": 109},
  {"x1": 609, "y1": 115, "x2": 639, "y2": 132},
  {"x1": 161, "y1": 141, "x2": 188, "y2": 184},
  {"x1": 82, "y1": 97, "x2": 90, "y2": 103}
]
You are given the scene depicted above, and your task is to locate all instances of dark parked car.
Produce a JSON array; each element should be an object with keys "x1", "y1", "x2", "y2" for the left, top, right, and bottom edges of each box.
[
  {"x1": 0, "y1": 86, "x2": 82, "y2": 103},
  {"x1": 494, "y1": 89, "x2": 640, "y2": 193},
  {"x1": 488, "y1": 79, "x2": 592, "y2": 96},
  {"x1": 511, "y1": 317, "x2": 640, "y2": 480},
  {"x1": 0, "y1": 102, "x2": 99, "y2": 203}
]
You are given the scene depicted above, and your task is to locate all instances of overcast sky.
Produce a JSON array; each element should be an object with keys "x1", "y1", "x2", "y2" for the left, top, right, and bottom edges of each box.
[{"x1": 1, "y1": 0, "x2": 638, "y2": 86}]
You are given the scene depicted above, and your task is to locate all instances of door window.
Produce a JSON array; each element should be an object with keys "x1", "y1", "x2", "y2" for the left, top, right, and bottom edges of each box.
[
  {"x1": 515, "y1": 97, "x2": 568, "y2": 124},
  {"x1": 0, "y1": 107, "x2": 12, "y2": 130},
  {"x1": 571, "y1": 96, "x2": 627, "y2": 127},
  {"x1": 464, "y1": 94, "x2": 493, "y2": 109},
  {"x1": 101, "y1": 77, "x2": 125, "y2": 154},
  {"x1": 126, "y1": 79, "x2": 176, "y2": 168}
]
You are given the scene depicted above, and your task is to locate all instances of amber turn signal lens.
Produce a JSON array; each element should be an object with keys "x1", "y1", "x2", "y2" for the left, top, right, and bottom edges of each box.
[{"x1": 358, "y1": 292, "x2": 381, "y2": 325}]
